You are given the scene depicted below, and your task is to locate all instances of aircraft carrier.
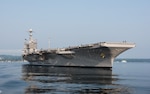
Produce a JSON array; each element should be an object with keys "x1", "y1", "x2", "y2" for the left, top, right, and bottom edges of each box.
[{"x1": 22, "y1": 29, "x2": 135, "y2": 68}]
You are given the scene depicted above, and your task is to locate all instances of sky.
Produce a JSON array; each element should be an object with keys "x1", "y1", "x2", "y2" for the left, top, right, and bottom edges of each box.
[{"x1": 0, "y1": 0, "x2": 149, "y2": 58}]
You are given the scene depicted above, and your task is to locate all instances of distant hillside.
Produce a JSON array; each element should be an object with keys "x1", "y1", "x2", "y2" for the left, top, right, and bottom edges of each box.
[{"x1": 0, "y1": 55, "x2": 22, "y2": 61}]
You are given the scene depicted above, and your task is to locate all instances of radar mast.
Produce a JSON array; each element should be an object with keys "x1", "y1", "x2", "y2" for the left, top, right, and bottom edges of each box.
[{"x1": 29, "y1": 29, "x2": 33, "y2": 40}]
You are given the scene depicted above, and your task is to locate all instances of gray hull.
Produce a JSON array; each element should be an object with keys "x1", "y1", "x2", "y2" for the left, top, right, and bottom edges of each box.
[{"x1": 23, "y1": 42, "x2": 135, "y2": 68}]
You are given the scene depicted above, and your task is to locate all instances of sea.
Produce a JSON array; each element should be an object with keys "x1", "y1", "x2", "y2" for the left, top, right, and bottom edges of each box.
[{"x1": 0, "y1": 59, "x2": 150, "y2": 94}]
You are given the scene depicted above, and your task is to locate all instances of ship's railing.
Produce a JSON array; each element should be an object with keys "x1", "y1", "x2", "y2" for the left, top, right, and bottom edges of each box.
[
  {"x1": 63, "y1": 41, "x2": 135, "y2": 49},
  {"x1": 100, "y1": 42, "x2": 135, "y2": 47},
  {"x1": 30, "y1": 41, "x2": 135, "y2": 54}
]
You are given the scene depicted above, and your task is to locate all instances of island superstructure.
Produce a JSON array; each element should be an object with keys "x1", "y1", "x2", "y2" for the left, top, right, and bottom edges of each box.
[{"x1": 22, "y1": 29, "x2": 135, "y2": 68}]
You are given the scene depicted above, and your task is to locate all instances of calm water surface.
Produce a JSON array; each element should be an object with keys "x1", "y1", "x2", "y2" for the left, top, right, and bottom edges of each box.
[{"x1": 0, "y1": 61, "x2": 150, "y2": 94}]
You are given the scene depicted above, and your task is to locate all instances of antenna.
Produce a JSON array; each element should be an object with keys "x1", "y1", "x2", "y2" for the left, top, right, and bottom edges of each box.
[{"x1": 48, "y1": 37, "x2": 50, "y2": 49}]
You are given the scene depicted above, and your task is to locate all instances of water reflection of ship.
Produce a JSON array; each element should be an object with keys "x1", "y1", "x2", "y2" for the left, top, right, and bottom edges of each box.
[{"x1": 22, "y1": 64, "x2": 119, "y2": 94}]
